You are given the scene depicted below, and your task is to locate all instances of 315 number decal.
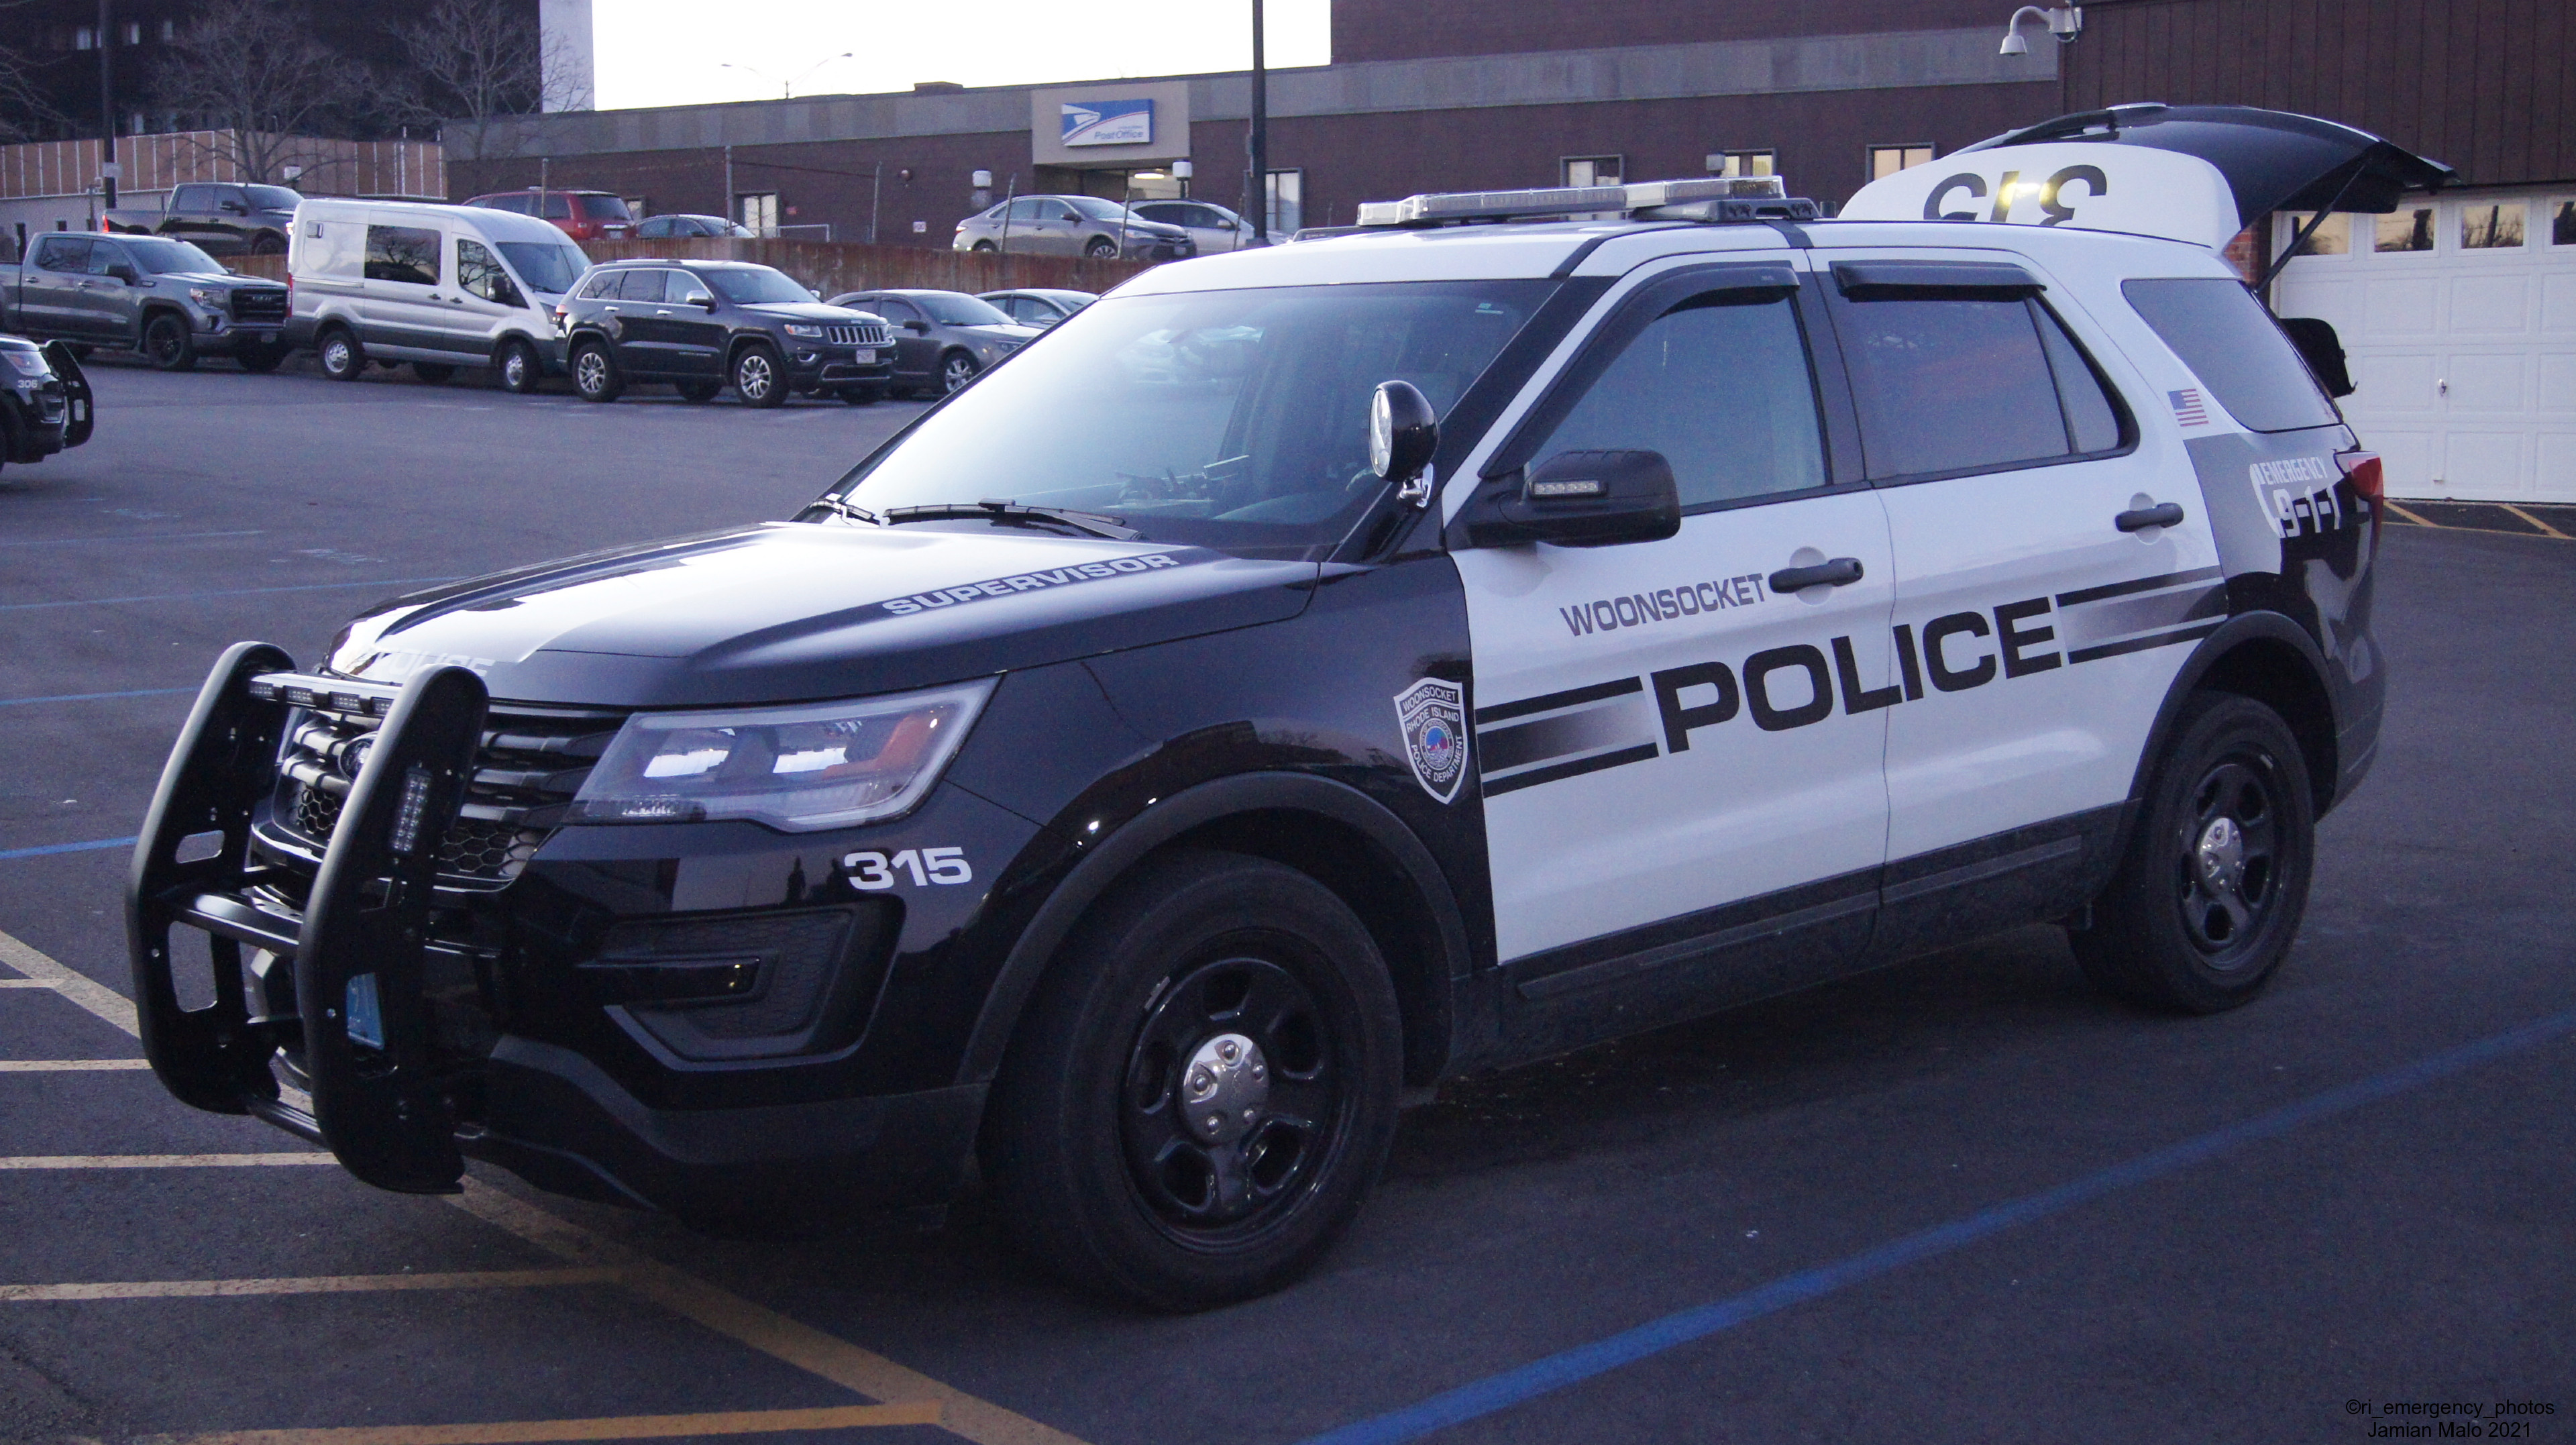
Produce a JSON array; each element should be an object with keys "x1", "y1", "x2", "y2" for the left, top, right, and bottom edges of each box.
[{"x1": 841, "y1": 847, "x2": 973, "y2": 890}]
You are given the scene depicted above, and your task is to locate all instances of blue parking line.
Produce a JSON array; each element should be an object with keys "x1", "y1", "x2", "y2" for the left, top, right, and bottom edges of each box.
[
  {"x1": 0, "y1": 837, "x2": 138, "y2": 862},
  {"x1": 0, "y1": 688, "x2": 195, "y2": 708},
  {"x1": 1297, "y1": 1007, "x2": 2576, "y2": 1445},
  {"x1": 0, "y1": 576, "x2": 460, "y2": 613}
]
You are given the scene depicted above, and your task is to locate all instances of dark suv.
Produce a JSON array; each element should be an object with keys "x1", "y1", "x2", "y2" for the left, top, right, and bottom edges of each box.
[{"x1": 557, "y1": 260, "x2": 896, "y2": 407}]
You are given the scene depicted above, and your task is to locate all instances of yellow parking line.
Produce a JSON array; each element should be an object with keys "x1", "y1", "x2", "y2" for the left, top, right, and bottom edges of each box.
[
  {"x1": 0, "y1": 1153, "x2": 335, "y2": 1169},
  {"x1": 2381, "y1": 500, "x2": 2435, "y2": 527},
  {"x1": 2500, "y1": 504, "x2": 2571, "y2": 539},
  {"x1": 0, "y1": 923, "x2": 1091, "y2": 1445},
  {"x1": 0, "y1": 1267, "x2": 617, "y2": 1301},
  {"x1": 0, "y1": 1058, "x2": 152, "y2": 1071},
  {"x1": 129, "y1": 1401, "x2": 946, "y2": 1444}
]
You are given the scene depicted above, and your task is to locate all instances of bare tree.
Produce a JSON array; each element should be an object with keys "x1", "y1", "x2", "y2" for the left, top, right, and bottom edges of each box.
[
  {"x1": 400, "y1": 0, "x2": 590, "y2": 163},
  {"x1": 0, "y1": 0, "x2": 64, "y2": 142},
  {"x1": 150, "y1": 0, "x2": 374, "y2": 183}
]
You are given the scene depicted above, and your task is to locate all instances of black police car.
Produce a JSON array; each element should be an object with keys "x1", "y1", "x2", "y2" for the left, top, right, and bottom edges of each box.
[
  {"x1": 0, "y1": 337, "x2": 95, "y2": 479},
  {"x1": 558, "y1": 259, "x2": 896, "y2": 407},
  {"x1": 133, "y1": 105, "x2": 2414, "y2": 1309}
]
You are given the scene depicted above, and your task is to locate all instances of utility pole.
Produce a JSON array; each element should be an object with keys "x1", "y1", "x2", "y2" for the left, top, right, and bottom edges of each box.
[
  {"x1": 723, "y1": 144, "x2": 735, "y2": 229},
  {"x1": 1245, "y1": 0, "x2": 1267, "y2": 243},
  {"x1": 97, "y1": 0, "x2": 117, "y2": 210}
]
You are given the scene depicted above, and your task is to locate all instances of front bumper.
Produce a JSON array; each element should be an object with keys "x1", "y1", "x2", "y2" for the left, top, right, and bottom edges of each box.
[
  {"x1": 193, "y1": 309, "x2": 292, "y2": 355},
  {"x1": 784, "y1": 345, "x2": 895, "y2": 388}
]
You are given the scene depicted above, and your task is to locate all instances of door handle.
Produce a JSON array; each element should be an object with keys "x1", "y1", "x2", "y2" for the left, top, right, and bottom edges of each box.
[
  {"x1": 2115, "y1": 502, "x2": 2187, "y2": 533},
  {"x1": 1768, "y1": 557, "x2": 1866, "y2": 592}
]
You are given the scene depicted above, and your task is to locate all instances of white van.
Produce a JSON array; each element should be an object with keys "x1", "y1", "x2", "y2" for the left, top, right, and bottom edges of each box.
[{"x1": 286, "y1": 199, "x2": 593, "y2": 392}]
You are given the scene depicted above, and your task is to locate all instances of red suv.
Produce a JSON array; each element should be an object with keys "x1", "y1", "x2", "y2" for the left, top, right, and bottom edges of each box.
[{"x1": 464, "y1": 189, "x2": 636, "y2": 242}]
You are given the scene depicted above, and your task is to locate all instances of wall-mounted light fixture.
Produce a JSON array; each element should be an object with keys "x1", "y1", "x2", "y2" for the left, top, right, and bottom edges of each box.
[{"x1": 1999, "y1": 5, "x2": 2082, "y2": 55}]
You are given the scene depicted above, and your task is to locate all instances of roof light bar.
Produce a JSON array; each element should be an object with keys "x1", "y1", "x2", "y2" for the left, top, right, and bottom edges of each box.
[{"x1": 1354, "y1": 174, "x2": 1799, "y2": 228}]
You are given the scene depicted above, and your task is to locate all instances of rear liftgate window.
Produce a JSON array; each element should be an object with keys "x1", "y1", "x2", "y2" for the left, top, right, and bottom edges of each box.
[
  {"x1": 1837, "y1": 276, "x2": 2130, "y2": 480},
  {"x1": 2123, "y1": 276, "x2": 2340, "y2": 433}
]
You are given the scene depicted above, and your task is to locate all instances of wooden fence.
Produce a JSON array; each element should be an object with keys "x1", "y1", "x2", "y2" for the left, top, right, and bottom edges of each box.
[{"x1": 221, "y1": 235, "x2": 1149, "y2": 297}]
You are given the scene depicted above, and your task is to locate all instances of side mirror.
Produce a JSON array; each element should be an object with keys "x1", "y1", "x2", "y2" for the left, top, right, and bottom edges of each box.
[
  {"x1": 2277, "y1": 316, "x2": 2354, "y2": 398},
  {"x1": 690, "y1": 295, "x2": 718, "y2": 310},
  {"x1": 904, "y1": 319, "x2": 931, "y2": 333},
  {"x1": 1464, "y1": 449, "x2": 1682, "y2": 548},
  {"x1": 1369, "y1": 379, "x2": 1439, "y2": 504},
  {"x1": 107, "y1": 264, "x2": 140, "y2": 284}
]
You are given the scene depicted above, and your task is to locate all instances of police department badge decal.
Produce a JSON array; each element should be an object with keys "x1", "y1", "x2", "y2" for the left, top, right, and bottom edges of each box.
[{"x1": 1393, "y1": 678, "x2": 1468, "y2": 803}]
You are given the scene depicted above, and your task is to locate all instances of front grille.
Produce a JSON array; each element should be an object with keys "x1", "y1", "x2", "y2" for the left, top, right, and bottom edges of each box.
[
  {"x1": 230, "y1": 288, "x2": 289, "y2": 322},
  {"x1": 274, "y1": 699, "x2": 625, "y2": 885},
  {"x1": 824, "y1": 323, "x2": 891, "y2": 347}
]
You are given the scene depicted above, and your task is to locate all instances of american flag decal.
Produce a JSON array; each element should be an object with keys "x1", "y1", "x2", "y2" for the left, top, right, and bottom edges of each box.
[{"x1": 2169, "y1": 388, "x2": 2210, "y2": 427}]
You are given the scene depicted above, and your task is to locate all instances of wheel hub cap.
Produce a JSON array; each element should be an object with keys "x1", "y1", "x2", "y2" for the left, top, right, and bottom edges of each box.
[
  {"x1": 1179, "y1": 1033, "x2": 1269, "y2": 1145},
  {"x1": 2196, "y1": 816, "x2": 2245, "y2": 892}
]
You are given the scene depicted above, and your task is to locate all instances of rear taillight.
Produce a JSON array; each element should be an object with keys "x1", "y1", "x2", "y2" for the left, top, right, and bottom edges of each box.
[{"x1": 2339, "y1": 450, "x2": 2383, "y2": 554}]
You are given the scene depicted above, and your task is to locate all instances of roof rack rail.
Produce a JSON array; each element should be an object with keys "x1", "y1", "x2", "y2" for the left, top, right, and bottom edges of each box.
[{"x1": 1350, "y1": 174, "x2": 1821, "y2": 229}]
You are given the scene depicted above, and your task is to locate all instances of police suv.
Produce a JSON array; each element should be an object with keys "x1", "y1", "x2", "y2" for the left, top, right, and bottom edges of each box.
[{"x1": 131, "y1": 105, "x2": 2438, "y2": 1308}]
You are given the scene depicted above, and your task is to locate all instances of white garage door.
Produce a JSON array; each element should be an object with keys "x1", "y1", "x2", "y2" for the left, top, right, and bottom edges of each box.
[{"x1": 2271, "y1": 191, "x2": 2576, "y2": 502}]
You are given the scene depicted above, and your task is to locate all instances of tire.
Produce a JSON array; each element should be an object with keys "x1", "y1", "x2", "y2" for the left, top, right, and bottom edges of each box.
[
  {"x1": 2073, "y1": 692, "x2": 2316, "y2": 1014},
  {"x1": 674, "y1": 378, "x2": 721, "y2": 403},
  {"x1": 142, "y1": 312, "x2": 197, "y2": 372},
  {"x1": 317, "y1": 327, "x2": 364, "y2": 382},
  {"x1": 495, "y1": 338, "x2": 541, "y2": 394},
  {"x1": 983, "y1": 850, "x2": 1403, "y2": 1310},
  {"x1": 235, "y1": 345, "x2": 285, "y2": 374},
  {"x1": 250, "y1": 232, "x2": 286, "y2": 257},
  {"x1": 971, "y1": 240, "x2": 998, "y2": 253},
  {"x1": 939, "y1": 349, "x2": 980, "y2": 394},
  {"x1": 411, "y1": 362, "x2": 456, "y2": 384},
  {"x1": 731, "y1": 343, "x2": 786, "y2": 408},
  {"x1": 570, "y1": 340, "x2": 623, "y2": 403},
  {"x1": 1084, "y1": 237, "x2": 1120, "y2": 259}
]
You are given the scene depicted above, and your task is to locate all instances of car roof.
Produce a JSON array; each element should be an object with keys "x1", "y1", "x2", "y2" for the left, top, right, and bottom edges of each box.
[
  {"x1": 290, "y1": 197, "x2": 574, "y2": 246},
  {"x1": 600, "y1": 258, "x2": 763, "y2": 270}
]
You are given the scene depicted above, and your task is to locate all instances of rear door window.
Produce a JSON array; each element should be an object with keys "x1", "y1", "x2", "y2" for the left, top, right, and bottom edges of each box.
[
  {"x1": 541, "y1": 194, "x2": 572, "y2": 221},
  {"x1": 614, "y1": 270, "x2": 671, "y2": 302},
  {"x1": 2122, "y1": 276, "x2": 2340, "y2": 433},
  {"x1": 364, "y1": 225, "x2": 442, "y2": 286},
  {"x1": 34, "y1": 235, "x2": 93, "y2": 272},
  {"x1": 170, "y1": 184, "x2": 213, "y2": 213},
  {"x1": 1837, "y1": 292, "x2": 2129, "y2": 479},
  {"x1": 578, "y1": 195, "x2": 633, "y2": 222}
]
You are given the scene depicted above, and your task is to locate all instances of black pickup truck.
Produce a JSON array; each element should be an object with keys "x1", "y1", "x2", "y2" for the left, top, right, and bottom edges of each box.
[
  {"x1": 1, "y1": 231, "x2": 292, "y2": 371},
  {"x1": 103, "y1": 182, "x2": 301, "y2": 256}
]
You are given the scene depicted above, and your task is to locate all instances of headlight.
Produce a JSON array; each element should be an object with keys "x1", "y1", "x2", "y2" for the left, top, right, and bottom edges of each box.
[
  {"x1": 189, "y1": 286, "x2": 226, "y2": 308},
  {"x1": 1, "y1": 351, "x2": 50, "y2": 378},
  {"x1": 565, "y1": 679, "x2": 994, "y2": 831},
  {"x1": 782, "y1": 323, "x2": 824, "y2": 338}
]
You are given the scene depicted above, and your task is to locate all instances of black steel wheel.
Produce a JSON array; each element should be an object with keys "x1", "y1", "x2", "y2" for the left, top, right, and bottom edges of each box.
[
  {"x1": 985, "y1": 851, "x2": 1401, "y2": 1310},
  {"x1": 142, "y1": 312, "x2": 197, "y2": 372},
  {"x1": 939, "y1": 350, "x2": 979, "y2": 394},
  {"x1": 495, "y1": 338, "x2": 541, "y2": 394},
  {"x1": 571, "y1": 340, "x2": 622, "y2": 403},
  {"x1": 732, "y1": 344, "x2": 786, "y2": 408},
  {"x1": 2074, "y1": 692, "x2": 2316, "y2": 1013},
  {"x1": 317, "y1": 327, "x2": 364, "y2": 382}
]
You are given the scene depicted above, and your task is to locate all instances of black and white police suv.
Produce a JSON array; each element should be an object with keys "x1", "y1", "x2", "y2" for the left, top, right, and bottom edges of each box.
[{"x1": 131, "y1": 105, "x2": 2438, "y2": 1308}]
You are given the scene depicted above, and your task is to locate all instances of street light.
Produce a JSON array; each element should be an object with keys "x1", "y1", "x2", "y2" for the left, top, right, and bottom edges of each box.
[
  {"x1": 1999, "y1": 5, "x2": 2082, "y2": 55},
  {"x1": 720, "y1": 52, "x2": 856, "y2": 99}
]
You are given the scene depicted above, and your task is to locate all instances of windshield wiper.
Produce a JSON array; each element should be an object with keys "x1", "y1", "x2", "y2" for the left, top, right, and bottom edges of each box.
[
  {"x1": 881, "y1": 500, "x2": 1140, "y2": 541},
  {"x1": 804, "y1": 494, "x2": 880, "y2": 525}
]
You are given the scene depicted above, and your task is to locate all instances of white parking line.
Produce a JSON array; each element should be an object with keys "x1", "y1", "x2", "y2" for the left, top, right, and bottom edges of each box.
[
  {"x1": 0, "y1": 930, "x2": 141, "y2": 1035},
  {"x1": 0, "y1": 1059, "x2": 151, "y2": 1071},
  {"x1": 0, "y1": 1154, "x2": 334, "y2": 1169}
]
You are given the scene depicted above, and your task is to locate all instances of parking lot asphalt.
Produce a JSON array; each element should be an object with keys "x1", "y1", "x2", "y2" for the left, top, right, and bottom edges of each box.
[{"x1": 1, "y1": 360, "x2": 2569, "y2": 1445}]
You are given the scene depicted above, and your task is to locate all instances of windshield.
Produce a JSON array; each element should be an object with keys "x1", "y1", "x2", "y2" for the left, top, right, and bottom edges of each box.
[
  {"x1": 1064, "y1": 196, "x2": 1137, "y2": 222},
  {"x1": 914, "y1": 292, "x2": 1013, "y2": 326},
  {"x1": 707, "y1": 266, "x2": 818, "y2": 305},
  {"x1": 496, "y1": 241, "x2": 588, "y2": 295},
  {"x1": 123, "y1": 237, "x2": 226, "y2": 274},
  {"x1": 245, "y1": 184, "x2": 302, "y2": 211},
  {"x1": 826, "y1": 280, "x2": 1554, "y2": 559}
]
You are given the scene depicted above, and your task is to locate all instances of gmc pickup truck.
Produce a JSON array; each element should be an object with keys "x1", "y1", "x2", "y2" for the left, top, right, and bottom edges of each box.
[
  {"x1": 2, "y1": 231, "x2": 292, "y2": 371},
  {"x1": 104, "y1": 182, "x2": 300, "y2": 256}
]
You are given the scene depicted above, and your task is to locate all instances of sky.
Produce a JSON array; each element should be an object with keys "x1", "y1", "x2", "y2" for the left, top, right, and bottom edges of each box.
[{"x1": 592, "y1": 0, "x2": 1333, "y2": 111}]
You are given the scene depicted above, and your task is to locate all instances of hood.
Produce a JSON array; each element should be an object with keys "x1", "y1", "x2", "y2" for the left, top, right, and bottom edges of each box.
[
  {"x1": 1840, "y1": 103, "x2": 2456, "y2": 254},
  {"x1": 741, "y1": 301, "x2": 872, "y2": 323},
  {"x1": 324, "y1": 522, "x2": 1319, "y2": 708},
  {"x1": 957, "y1": 323, "x2": 1043, "y2": 343}
]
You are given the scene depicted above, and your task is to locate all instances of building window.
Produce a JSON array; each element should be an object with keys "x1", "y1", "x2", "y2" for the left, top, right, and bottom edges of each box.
[
  {"x1": 2555, "y1": 201, "x2": 2576, "y2": 247},
  {"x1": 1708, "y1": 150, "x2": 1776, "y2": 179},
  {"x1": 2375, "y1": 208, "x2": 2434, "y2": 252},
  {"x1": 738, "y1": 193, "x2": 779, "y2": 235},
  {"x1": 2459, "y1": 203, "x2": 2525, "y2": 249},
  {"x1": 1867, "y1": 144, "x2": 1935, "y2": 181},
  {"x1": 1265, "y1": 168, "x2": 1303, "y2": 235},
  {"x1": 73, "y1": 25, "x2": 96, "y2": 50},
  {"x1": 1561, "y1": 156, "x2": 1623, "y2": 189},
  {"x1": 161, "y1": 19, "x2": 176, "y2": 41},
  {"x1": 121, "y1": 21, "x2": 141, "y2": 44}
]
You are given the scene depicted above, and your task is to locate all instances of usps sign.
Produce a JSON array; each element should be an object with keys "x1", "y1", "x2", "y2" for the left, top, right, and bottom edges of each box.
[{"x1": 1061, "y1": 99, "x2": 1155, "y2": 148}]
